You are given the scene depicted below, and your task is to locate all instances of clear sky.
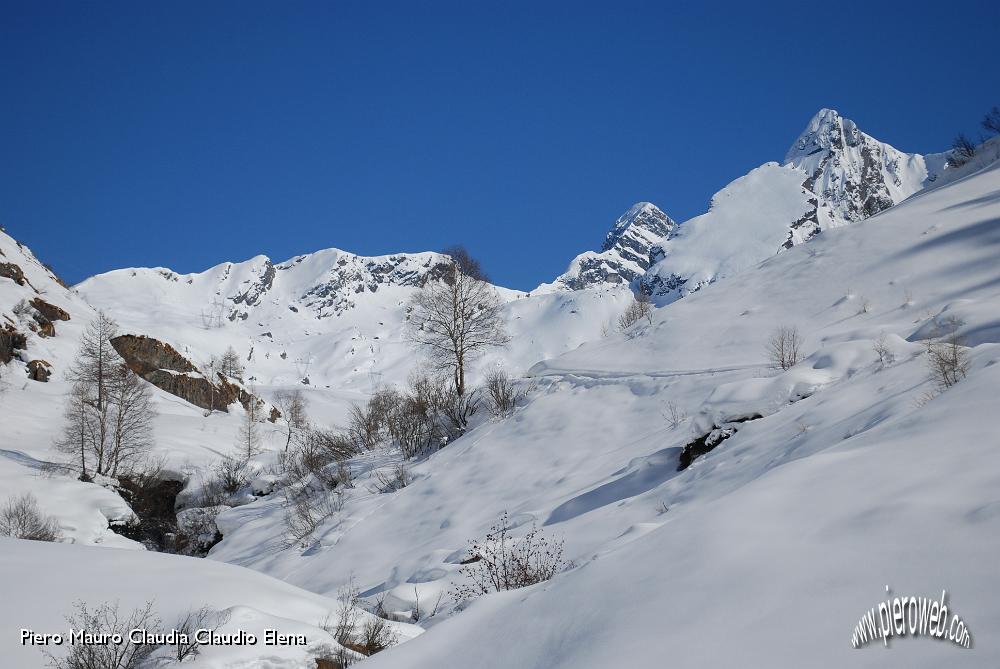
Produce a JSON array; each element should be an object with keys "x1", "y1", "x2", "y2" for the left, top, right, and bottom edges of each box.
[{"x1": 2, "y1": 1, "x2": 999, "y2": 290}]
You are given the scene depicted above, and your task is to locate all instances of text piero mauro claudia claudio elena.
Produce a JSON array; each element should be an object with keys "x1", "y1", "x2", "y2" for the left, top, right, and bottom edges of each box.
[{"x1": 21, "y1": 628, "x2": 307, "y2": 646}]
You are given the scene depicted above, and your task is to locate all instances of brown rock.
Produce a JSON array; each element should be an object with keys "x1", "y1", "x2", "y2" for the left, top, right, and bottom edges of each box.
[
  {"x1": 30, "y1": 298, "x2": 70, "y2": 322},
  {"x1": 110, "y1": 333, "x2": 278, "y2": 418},
  {"x1": 27, "y1": 359, "x2": 52, "y2": 382},
  {"x1": 0, "y1": 262, "x2": 25, "y2": 286},
  {"x1": 0, "y1": 325, "x2": 27, "y2": 364}
]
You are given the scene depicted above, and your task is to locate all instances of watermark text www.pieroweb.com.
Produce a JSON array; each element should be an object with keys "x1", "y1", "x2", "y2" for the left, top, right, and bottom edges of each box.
[{"x1": 851, "y1": 586, "x2": 971, "y2": 649}]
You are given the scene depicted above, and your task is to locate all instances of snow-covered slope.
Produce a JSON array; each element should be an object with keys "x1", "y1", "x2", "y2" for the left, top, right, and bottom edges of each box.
[
  {"x1": 208, "y1": 157, "x2": 1000, "y2": 667},
  {"x1": 546, "y1": 202, "x2": 675, "y2": 291},
  {"x1": 0, "y1": 538, "x2": 419, "y2": 669}
]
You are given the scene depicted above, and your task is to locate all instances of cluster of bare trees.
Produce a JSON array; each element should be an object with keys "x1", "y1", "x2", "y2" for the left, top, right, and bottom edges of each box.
[
  {"x1": 618, "y1": 293, "x2": 653, "y2": 331},
  {"x1": 56, "y1": 313, "x2": 155, "y2": 481},
  {"x1": 948, "y1": 105, "x2": 1000, "y2": 167}
]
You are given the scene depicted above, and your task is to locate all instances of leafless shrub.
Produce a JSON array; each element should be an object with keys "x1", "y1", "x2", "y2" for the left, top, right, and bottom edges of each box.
[
  {"x1": 767, "y1": 325, "x2": 803, "y2": 371},
  {"x1": 438, "y1": 385, "x2": 480, "y2": 437},
  {"x1": 386, "y1": 372, "x2": 448, "y2": 457},
  {"x1": 356, "y1": 615, "x2": 398, "y2": 655},
  {"x1": 948, "y1": 133, "x2": 977, "y2": 167},
  {"x1": 171, "y1": 606, "x2": 231, "y2": 662},
  {"x1": 926, "y1": 334, "x2": 969, "y2": 390},
  {"x1": 369, "y1": 464, "x2": 411, "y2": 494},
  {"x1": 214, "y1": 454, "x2": 250, "y2": 496},
  {"x1": 320, "y1": 579, "x2": 363, "y2": 666},
  {"x1": 873, "y1": 333, "x2": 896, "y2": 368},
  {"x1": 347, "y1": 388, "x2": 400, "y2": 451},
  {"x1": 0, "y1": 492, "x2": 61, "y2": 542},
  {"x1": 618, "y1": 294, "x2": 653, "y2": 331},
  {"x1": 283, "y1": 485, "x2": 341, "y2": 547},
  {"x1": 44, "y1": 600, "x2": 160, "y2": 669},
  {"x1": 662, "y1": 400, "x2": 687, "y2": 429},
  {"x1": 452, "y1": 511, "x2": 565, "y2": 603},
  {"x1": 484, "y1": 367, "x2": 519, "y2": 419}
]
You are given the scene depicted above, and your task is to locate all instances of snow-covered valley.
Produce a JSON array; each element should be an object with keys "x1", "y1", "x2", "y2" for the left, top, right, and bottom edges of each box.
[{"x1": 2, "y1": 108, "x2": 1000, "y2": 668}]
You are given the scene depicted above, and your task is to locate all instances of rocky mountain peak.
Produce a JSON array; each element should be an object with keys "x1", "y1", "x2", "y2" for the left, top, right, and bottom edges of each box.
[
  {"x1": 552, "y1": 202, "x2": 676, "y2": 291},
  {"x1": 782, "y1": 108, "x2": 930, "y2": 226}
]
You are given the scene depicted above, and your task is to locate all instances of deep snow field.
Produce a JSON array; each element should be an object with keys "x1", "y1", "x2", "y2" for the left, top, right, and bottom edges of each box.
[{"x1": 2, "y1": 137, "x2": 1000, "y2": 667}]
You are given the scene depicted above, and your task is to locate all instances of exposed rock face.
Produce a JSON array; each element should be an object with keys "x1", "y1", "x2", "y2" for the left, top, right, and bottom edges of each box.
[
  {"x1": 111, "y1": 334, "x2": 277, "y2": 419},
  {"x1": 0, "y1": 262, "x2": 26, "y2": 286},
  {"x1": 555, "y1": 203, "x2": 676, "y2": 290},
  {"x1": 30, "y1": 298, "x2": 71, "y2": 322},
  {"x1": 26, "y1": 359, "x2": 52, "y2": 382},
  {"x1": 784, "y1": 108, "x2": 931, "y2": 229},
  {"x1": 0, "y1": 325, "x2": 27, "y2": 364}
]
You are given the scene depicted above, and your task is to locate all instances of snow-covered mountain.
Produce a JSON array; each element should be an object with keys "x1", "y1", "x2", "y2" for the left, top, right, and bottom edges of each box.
[
  {"x1": 4, "y1": 108, "x2": 1000, "y2": 669},
  {"x1": 545, "y1": 202, "x2": 675, "y2": 291},
  {"x1": 640, "y1": 108, "x2": 950, "y2": 301}
]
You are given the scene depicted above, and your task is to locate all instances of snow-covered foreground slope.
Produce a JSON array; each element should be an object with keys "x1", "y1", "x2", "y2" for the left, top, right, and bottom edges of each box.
[
  {"x1": 207, "y1": 160, "x2": 1000, "y2": 667},
  {"x1": 0, "y1": 538, "x2": 419, "y2": 669}
]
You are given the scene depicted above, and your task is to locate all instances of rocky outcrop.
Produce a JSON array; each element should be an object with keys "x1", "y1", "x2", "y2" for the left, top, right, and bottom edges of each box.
[
  {"x1": 111, "y1": 334, "x2": 197, "y2": 376},
  {"x1": 111, "y1": 334, "x2": 277, "y2": 419},
  {"x1": 26, "y1": 359, "x2": 52, "y2": 382},
  {"x1": 30, "y1": 298, "x2": 70, "y2": 322},
  {"x1": 0, "y1": 325, "x2": 27, "y2": 364},
  {"x1": 0, "y1": 262, "x2": 26, "y2": 286}
]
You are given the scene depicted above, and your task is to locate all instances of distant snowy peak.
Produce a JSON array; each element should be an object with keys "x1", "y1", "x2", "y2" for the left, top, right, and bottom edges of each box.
[
  {"x1": 784, "y1": 108, "x2": 931, "y2": 227},
  {"x1": 552, "y1": 202, "x2": 675, "y2": 291},
  {"x1": 81, "y1": 247, "x2": 455, "y2": 322}
]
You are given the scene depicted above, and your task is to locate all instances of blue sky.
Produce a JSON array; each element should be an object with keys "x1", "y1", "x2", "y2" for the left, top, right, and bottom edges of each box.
[{"x1": 2, "y1": 1, "x2": 999, "y2": 290}]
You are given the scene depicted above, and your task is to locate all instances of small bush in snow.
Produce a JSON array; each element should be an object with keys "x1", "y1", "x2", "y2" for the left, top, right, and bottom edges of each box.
[
  {"x1": 283, "y1": 484, "x2": 342, "y2": 547},
  {"x1": 0, "y1": 492, "x2": 61, "y2": 542},
  {"x1": 662, "y1": 400, "x2": 687, "y2": 429},
  {"x1": 170, "y1": 606, "x2": 230, "y2": 662},
  {"x1": 926, "y1": 334, "x2": 969, "y2": 390},
  {"x1": 872, "y1": 333, "x2": 896, "y2": 368},
  {"x1": 766, "y1": 325, "x2": 803, "y2": 371},
  {"x1": 214, "y1": 454, "x2": 251, "y2": 496},
  {"x1": 44, "y1": 600, "x2": 160, "y2": 669},
  {"x1": 452, "y1": 511, "x2": 565, "y2": 603},
  {"x1": 369, "y1": 463, "x2": 411, "y2": 494},
  {"x1": 484, "y1": 366, "x2": 519, "y2": 419}
]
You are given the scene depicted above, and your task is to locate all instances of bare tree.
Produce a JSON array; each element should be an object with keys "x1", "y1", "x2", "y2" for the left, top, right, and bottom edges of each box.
[
  {"x1": 0, "y1": 493, "x2": 61, "y2": 541},
  {"x1": 441, "y1": 244, "x2": 489, "y2": 282},
  {"x1": 236, "y1": 395, "x2": 263, "y2": 460},
  {"x1": 948, "y1": 133, "x2": 977, "y2": 167},
  {"x1": 767, "y1": 325, "x2": 803, "y2": 370},
  {"x1": 55, "y1": 382, "x2": 96, "y2": 481},
  {"x1": 405, "y1": 255, "x2": 509, "y2": 397},
  {"x1": 105, "y1": 363, "x2": 155, "y2": 478},
  {"x1": 67, "y1": 312, "x2": 119, "y2": 415},
  {"x1": 274, "y1": 388, "x2": 309, "y2": 452},
  {"x1": 982, "y1": 105, "x2": 1000, "y2": 136},
  {"x1": 219, "y1": 346, "x2": 244, "y2": 380},
  {"x1": 873, "y1": 332, "x2": 895, "y2": 368}
]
